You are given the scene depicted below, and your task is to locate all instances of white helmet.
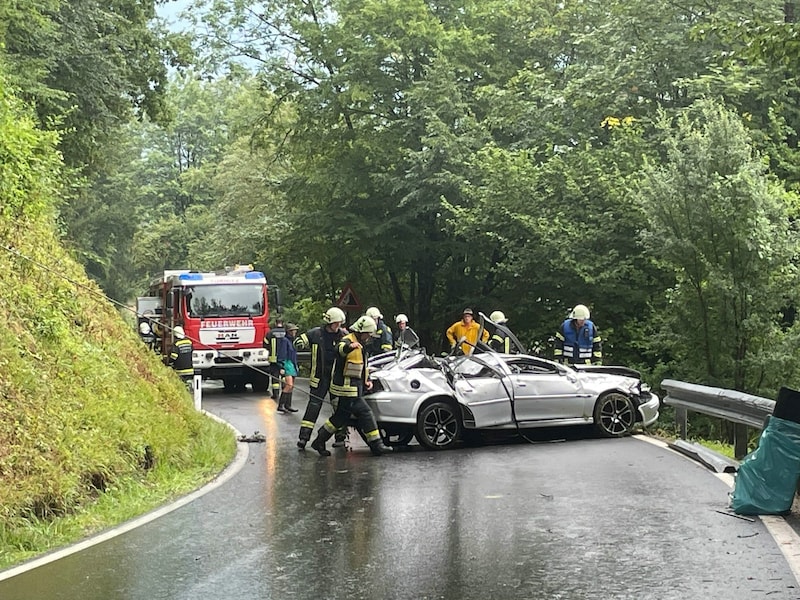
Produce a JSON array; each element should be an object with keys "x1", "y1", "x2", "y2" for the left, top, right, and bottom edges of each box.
[
  {"x1": 323, "y1": 307, "x2": 346, "y2": 324},
  {"x1": 489, "y1": 310, "x2": 507, "y2": 324},
  {"x1": 570, "y1": 304, "x2": 590, "y2": 320},
  {"x1": 395, "y1": 313, "x2": 409, "y2": 324},
  {"x1": 174, "y1": 326, "x2": 186, "y2": 339},
  {"x1": 351, "y1": 315, "x2": 378, "y2": 335},
  {"x1": 366, "y1": 306, "x2": 383, "y2": 320},
  {"x1": 139, "y1": 322, "x2": 152, "y2": 335}
]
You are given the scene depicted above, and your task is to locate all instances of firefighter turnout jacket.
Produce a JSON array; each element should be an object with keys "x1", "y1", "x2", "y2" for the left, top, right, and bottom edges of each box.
[
  {"x1": 265, "y1": 324, "x2": 286, "y2": 365},
  {"x1": 331, "y1": 332, "x2": 368, "y2": 398},
  {"x1": 365, "y1": 318, "x2": 393, "y2": 355},
  {"x1": 489, "y1": 329, "x2": 512, "y2": 353},
  {"x1": 295, "y1": 325, "x2": 346, "y2": 390},
  {"x1": 554, "y1": 318, "x2": 602, "y2": 365},
  {"x1": 169, "y1": 338, "x2": 194, "y2": 377}
]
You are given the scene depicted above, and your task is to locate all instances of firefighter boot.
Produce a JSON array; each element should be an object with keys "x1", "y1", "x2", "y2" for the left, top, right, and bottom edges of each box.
[
  {"x1": 310, "y1": 428, "x2": 333, "y2": 457},
  {"x1": 297, "y1": 422, "x2": 313, "y2": 449},
  {"x1": 276, "y1": 391, "x2": 287, "y2": 413},
  {"x1": 368, "y1": 439, "x2": 392, "y2": 456},
  {"x1": 284, "y1": 392, "x2": 298, "y2": 412},
  {"x1": 332, "y1": 427, "x2": 348, "y2": 448}
]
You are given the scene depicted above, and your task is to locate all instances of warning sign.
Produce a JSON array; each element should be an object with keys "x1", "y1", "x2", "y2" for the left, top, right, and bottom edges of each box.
[{"x1": 336, "y1": 283, "x2": 362, "y2": 310}]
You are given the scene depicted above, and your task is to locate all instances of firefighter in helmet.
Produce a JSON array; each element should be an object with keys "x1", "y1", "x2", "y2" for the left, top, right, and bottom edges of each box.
[
  {"x1": 295, "y1": 307, "x2": 348, "y2": 449},
  {"x1": 138, "y1": 311, "x2": 156, "y2": 351},
  {"x1": 364, "y1": 306, "x2": 393, "y2": 356},
  {"x1": 394, "y1": 313, "x2": 420, "y2": 349},
  {"x1": 554, "y1": 304, "x2": 602, "y2": 365},
  {"x1": 310, "y1": 315, "x2": 391, "y2": 457},
  {"x1": 168, "y1": 326, "x2": 194, "y2": 383},
  {"x1": 488, "y1": 310, "x2": 512, "y2": 353}
]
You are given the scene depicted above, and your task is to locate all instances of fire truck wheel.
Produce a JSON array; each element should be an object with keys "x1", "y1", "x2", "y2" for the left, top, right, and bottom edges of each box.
[{"x1": 251, "y1": 374, "x2": 269, "y2": 393}]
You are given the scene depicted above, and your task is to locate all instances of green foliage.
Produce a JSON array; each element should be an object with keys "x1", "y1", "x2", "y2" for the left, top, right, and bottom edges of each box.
[
  {"x1": 1, "y1": 0, "x2": 172, "y2": 171},
  {"x1": 0, "y1": 70, "x2": 63, "y2": 221},
  {"x1": 27, "y1": 0, "x2": 800, "y2": 394},
  {"x1": 0, "y1": 73, "x2": 235, "y2": 567},
  {"x1": 636, "y1": 99, "x2": 800, "y2": 394},
  {"x1": 148, "y1": 0, "x2": 798, "y2": 369}
]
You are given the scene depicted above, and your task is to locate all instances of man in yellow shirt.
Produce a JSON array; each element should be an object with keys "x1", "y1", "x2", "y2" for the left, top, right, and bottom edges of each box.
[{"x1": 445, "y1": 308, "x2": 489, "y2": 355}]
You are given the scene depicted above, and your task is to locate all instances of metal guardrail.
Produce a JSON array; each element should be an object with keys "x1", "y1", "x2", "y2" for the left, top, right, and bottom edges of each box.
[{"x1": 661, "y1": 379, "x2": 775, "y2": 459}]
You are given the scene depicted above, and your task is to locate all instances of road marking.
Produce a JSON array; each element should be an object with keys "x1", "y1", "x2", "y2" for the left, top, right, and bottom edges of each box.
[
  {"x1": 0, "y1": 411, "x2": 249, "y2": 582},
  {"x1": 634, "y1": 434, "x2": 800, "y2": 587},
  {"x1": 761, "y1": 516, "x2": 800, "y2": 584}
]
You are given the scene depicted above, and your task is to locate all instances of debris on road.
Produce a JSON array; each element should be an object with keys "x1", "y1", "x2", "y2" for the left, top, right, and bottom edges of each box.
[{"x1": 238, "y1": 431, "x2": 267, "y2": 443}]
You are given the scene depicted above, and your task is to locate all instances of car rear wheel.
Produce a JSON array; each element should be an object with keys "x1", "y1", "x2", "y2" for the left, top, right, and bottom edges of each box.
[
  {"x1": 593, "y1": 392, "x2": 636, "y2": 437},
  {"x1": 416, "y1": 401, "x2": 461, "y2": 450}
]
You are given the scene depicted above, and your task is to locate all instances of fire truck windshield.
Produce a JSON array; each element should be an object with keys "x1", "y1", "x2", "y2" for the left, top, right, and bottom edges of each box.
[{"x1": 185, "y1": 284, "x2": 265, "y2": 318}]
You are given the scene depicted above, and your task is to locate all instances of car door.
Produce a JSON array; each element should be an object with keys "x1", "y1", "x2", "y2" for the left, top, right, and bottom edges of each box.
[
  {"x1": 451, "y1": 356, "x2": 514, "y2": 427},
  {"x1": 506, "y1": 357, "x2": 590, "y2": 423}
]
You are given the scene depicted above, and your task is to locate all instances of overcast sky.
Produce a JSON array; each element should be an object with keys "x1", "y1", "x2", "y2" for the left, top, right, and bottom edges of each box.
[{"x1": 156, "y1": 0, "x2": 191, "y2": 31}]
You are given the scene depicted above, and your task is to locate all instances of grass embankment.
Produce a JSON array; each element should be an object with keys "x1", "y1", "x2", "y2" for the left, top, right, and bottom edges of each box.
[{"x1": 0, "y1": 75, "x2": 236, "y2": 569}]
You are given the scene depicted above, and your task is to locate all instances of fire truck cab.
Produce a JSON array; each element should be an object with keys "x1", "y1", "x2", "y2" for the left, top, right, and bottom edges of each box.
[{"x1": 137, "y1": 264, "x2": 281, "y2": 392}]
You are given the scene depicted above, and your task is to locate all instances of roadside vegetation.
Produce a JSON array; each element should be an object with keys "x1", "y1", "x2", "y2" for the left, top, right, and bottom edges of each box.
[
  {"x1": 3, "y1": 0, "x2": 800, "y2": 567},
  {"x1": 0, "y1": 70, "x2": 236, "y2": 569}
]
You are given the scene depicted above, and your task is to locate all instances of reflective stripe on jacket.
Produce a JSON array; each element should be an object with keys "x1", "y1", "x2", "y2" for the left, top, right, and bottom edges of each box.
[
  {"x1": 169, "y1": 338, "x2": 194, "y2": 376},
  {"x1": 554, "y1": 319, "x2": 602, "y2": 365},
  {"x1": 295, "y1": 325, "x2": 345, "y2": 389},
  {"x1": 331, "y1": 333, "x2": 368, "y2": 398},
  {"x1": 489, "y1": 331, "x2": 511, "y2": 353},
  {"x1": 265, "y1": 326, "x2": 286, "y2": 364}
]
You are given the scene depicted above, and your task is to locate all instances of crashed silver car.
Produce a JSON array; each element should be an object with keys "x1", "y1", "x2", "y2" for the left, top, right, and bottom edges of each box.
[{"x1": 365, "y1": 350, "x2": 660, "y2": 450}]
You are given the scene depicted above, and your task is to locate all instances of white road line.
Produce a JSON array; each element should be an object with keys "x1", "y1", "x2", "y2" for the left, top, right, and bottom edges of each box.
[
  {"x1": 634, "y1": 434, "x2": 800, "y2": 586},
  {"x1": 0, "y1": 411, "x2": 248, "y2": 582},
  {"x1": 761, "y1": 516, "x2": 800, "y2": 584}
]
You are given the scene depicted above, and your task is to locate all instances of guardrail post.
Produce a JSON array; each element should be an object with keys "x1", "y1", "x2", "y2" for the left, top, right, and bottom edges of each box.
[
  {"x1": 675, "y1": 406, "x2": 688, "y2": 439},
  {"x1": 733, "y1": 423, "x2": 748, "y2": 459}
]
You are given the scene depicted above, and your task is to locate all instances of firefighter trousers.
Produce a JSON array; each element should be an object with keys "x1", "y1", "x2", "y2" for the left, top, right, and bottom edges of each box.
[
  {"x1": 298, "y1": 378, "x2": 331, "y2": 442},
  {"x1": 323, "y1": 395, "x2": 380, "y2": 443}
]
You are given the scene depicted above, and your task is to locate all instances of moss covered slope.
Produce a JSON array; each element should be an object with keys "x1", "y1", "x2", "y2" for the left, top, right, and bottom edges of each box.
[{"x1": 0, "y1": 67, "x2": 236, "y2": 566}]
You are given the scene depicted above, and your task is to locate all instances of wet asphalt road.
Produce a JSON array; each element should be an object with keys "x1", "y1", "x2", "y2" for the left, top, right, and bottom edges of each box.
[{"x1": 1, "y1": 380, "x2": 799, "y2": 600}]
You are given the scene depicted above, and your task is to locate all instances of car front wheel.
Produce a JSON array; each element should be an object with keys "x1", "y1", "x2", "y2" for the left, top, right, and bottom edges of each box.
[
  {"x1": 593, "y1": 392, "x2": 636, "y2": 437},
  {"x1": 416, "y1": 400, "x2": 461, "y2": 450}
]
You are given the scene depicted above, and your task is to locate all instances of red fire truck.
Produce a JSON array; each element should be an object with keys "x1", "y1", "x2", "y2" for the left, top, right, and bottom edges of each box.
[{"x1": 136, "y1": 264, "x2": 282, "y2": 392}]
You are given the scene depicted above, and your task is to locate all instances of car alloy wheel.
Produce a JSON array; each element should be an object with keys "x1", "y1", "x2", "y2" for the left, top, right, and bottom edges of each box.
[
  {"x1": 593, "y1": 392, "x2": 636, "y2": 437},
  {"x1": 416, "y1": 401, "x2": 461, "y2": 450}
]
